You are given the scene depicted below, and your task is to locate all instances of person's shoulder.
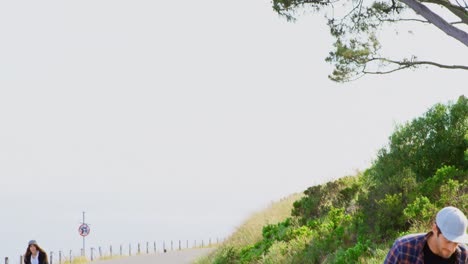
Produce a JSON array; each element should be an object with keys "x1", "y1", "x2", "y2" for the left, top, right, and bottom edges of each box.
[
  {"x1": 398, "y1": 233, "x2": 426, "y2": 242},
  {"x1": 458, "y1": 243, "x2": 467, "y2": 253},
  {"x1": 38, "y1": 251, "x2": 46, "y2": 260},
  {"x1": 458, "y1": 244, "x2": 468, "y2": 262},
  {"x1": 393, "y1": 233, "x2": 426, "y2": 247}
]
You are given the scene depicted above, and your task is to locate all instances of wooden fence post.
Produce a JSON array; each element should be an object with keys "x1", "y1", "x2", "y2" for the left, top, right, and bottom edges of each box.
[
  {"x1": 99, "y1": 247, "x2": 102, "y2": 258},
  {"x1": 110, "y1": 245, "x2": 113, "y2": 257},
  {"x1": 120, "y1": 245, "x2": 122, "y2": 256},
  {"x1": 138, "y1": 243, "x2": 140, "y2": 254},
  {"x1": 69, "y1": 250, "x2": 72, "y2": 263},
  {"x1": 91, "y1": 248, "x2": 94, "y2": 261},
  {"x1": 171, "y1": 240, "x2": 173, "y2": 251},
  {"x1": 59, "y1": 251, "x2": 62, "y2": 264},
  {"x1": 5, "y1": 257, "x2": 9, "y2": 264},
  {"x1": 50, "y1": 251, "x2": 53, "y2": 264},
  {"x1": 20, "y1": 255, "x2": 24, "y2": 264},
  {"x1": 129, "y1": 244, "x2": 132, "y2": 256},
  {"x1": 154, "y1": 242, "x2": 156, "y2": 253},
  {"x1": 146, "y1": 242, "x2": 149, "y2": 254},
  {"x1": 179, "y1": 240, "x2": 181, "y2": 250}
]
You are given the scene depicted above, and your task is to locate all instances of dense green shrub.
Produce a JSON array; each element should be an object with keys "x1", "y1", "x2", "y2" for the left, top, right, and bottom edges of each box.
[
  {"x1": 208, "y1": 96, "x2": 468, "y2": 264},
  {"x1": 292, "y1": 176, "x2": 361, "y2": 225},
  {"x1": 212, "y1": 247, "x2": 240, "y2": 264}
]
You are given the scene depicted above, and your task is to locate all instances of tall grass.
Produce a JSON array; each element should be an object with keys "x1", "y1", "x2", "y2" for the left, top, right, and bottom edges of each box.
[
  {"x1": 62, "y1": 256, "x2": 88, "y2": 264},
  {"x1": 61, "y1": 254, "x2": 125, "y2": 264},
  {"x1": 195, "y1": 192, "x2": 303, "y2": 264}
]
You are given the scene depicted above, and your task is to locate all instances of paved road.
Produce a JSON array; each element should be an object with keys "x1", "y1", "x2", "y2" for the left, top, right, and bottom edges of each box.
[{"x1": 92, "y1": 248, "x2": 215, "y2": 264}]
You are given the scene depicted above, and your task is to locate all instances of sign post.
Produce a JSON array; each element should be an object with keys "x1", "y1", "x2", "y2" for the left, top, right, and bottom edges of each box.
[{"x1": 79, "y1": 212, "x2": 91, "y2": 257}]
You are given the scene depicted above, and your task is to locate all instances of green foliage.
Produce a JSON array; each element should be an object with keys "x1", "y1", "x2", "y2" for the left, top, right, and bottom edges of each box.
[
  {"x1": 373, "y1": 96, "x2": 468, "y2": 182},
  {"x1": 326, "y1": 36, "x2": 379, "y2": 82},
  {"x1": 293, "y1": 176, "x2": 361, "y2": 225},
  {"x1": 208, "y1": 97, "x2": 468, "y2": 264},
  {"x1": 403, "y1": 196, "x2": 438, "y2": 228},
  {"x1": 295, "y1": 207, "x2": 357, "y2": 263},
  {"x1": 214, "y1": 218, "x2": 315, "y2": 263},
  {"x1": 212, "y1": 247, "x2": 240, "y2": 264},
  {"x1": 357, "y1": 96, "x2": 468, "y2": 237},
  {"x1": 359, "y1": 168, "x2": 417, "y2": 236},
  {"x1": 272, "y1": 0, "x2": 467, "y2": 82},
  {"x1": 375, "y1": 193, "x2": 405, "y2": 236},
  {"x1": 332, "y1": 240, "x2": 371, "y2": 263},
  {"x1": 262, "y1": 218, "x2": 293, "y2": 242},
  {"x1": 438, "y1": 179, "x2": 468, "y2": 212},
  {"x1": 421, "y1": 165, "x2": 463, "y2": 199}
]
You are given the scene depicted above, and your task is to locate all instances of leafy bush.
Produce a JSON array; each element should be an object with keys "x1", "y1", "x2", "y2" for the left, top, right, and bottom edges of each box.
[
  {"x1": 203, "y1": 96, "x2": 468, "y2": 264},
  {"x1": 212, "y1": 247, "x2": 240, "y2": 264}
]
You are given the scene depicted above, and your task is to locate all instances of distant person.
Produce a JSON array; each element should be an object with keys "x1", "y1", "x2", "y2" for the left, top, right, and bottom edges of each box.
[
  {"x1": 24, "y1": 240, "x2": 49, "y2": 264},
  {"x1": 384, "y1": 206, "x2": 468, "y2": 263}
]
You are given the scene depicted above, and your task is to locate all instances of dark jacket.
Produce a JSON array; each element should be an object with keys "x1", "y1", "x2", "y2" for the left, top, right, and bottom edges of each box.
[{"x1": 24, "y1": 251, "x2": 48, "y2": 264}]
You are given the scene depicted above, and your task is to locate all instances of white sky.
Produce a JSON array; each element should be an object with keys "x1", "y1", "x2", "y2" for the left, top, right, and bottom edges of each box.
[{"x1": 0, "y1": 0, "x2": 467, "y2": 261}]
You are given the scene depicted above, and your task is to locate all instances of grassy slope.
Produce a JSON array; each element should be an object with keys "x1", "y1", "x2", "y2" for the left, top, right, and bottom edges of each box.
[{"x1": 196, "y1": 193, "x2": 303, "y2": 263}]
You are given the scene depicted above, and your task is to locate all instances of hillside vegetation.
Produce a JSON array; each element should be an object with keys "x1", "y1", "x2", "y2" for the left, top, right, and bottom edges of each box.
[{"x1": 199, "y1": 96, "x2": 468, "y2": 263}]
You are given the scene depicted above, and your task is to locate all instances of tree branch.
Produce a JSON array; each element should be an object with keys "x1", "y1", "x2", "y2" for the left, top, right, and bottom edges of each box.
[
  {"x1": 363, "y1": 65, "x2": 412, "y2": 74},
  {"x1": 418, "y1": 0, "x2": 468, "y2": 24},
  {"x1": 378, "y1": 18, "x2": 431, "y2": 23},
  {"x1": 454, "y1": 0, "x2": 467, "y2": 9},
  {"x1": 370, "y1": 57, "x2": 468, "y2": 69},
  {"x1": 403, "y1": 60, "x2": 468, "y2": 69},
  {"x1": 399, "y1": 0, "x2": 468, "y2": 46}
]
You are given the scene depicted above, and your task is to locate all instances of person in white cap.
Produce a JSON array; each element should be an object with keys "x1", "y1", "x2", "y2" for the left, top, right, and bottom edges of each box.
[
  {"x1": 23, "y1": 240, "x2": 49, "y2": 264},
  {"x1": 384, "y1": 206, "x2": 468, "y2": 263}
]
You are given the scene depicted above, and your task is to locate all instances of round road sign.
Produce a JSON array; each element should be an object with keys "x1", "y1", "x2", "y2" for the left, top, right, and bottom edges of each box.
[{"x1": 79, "y1": 224, "x2": 90, "y2": 237}]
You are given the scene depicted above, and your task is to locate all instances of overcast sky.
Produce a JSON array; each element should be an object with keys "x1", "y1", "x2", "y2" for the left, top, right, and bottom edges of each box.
[{"x1": 0, "y1": 0, "x2": 467, "y2": 261}]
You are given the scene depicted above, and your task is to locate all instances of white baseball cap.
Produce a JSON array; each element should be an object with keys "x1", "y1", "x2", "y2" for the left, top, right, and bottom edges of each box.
[{"x1": 436, "y1": 206, "x2": 468, "y2": 244}]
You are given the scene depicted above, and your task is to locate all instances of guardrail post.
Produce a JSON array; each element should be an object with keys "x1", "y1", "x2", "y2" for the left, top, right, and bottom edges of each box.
[
  {"x1": 146, "y1": 242, "x2": 149, "y2": 254},
  {"x1": 91, "y1": 248, "x2": 94, "y2": 261},
  {"x1": 59, "y1": 251, "x2": 62, "y2": 264},
  {"x1": 129, "y1": 244, "x2": 132, "y2": 256},
  {"x1": 20, "y1": 255, "x2": 24, "y2": 264},
  {"x1": 179, "y1": 240, "x2": 181, "y2": 250},
  {"x1": 69, "y1": 250, "x2": 72, "y2": 263},
  {"x1": 154, "y1": 242, "x2": 156, "y2": 253},
  {"x1": 5, "y1": 257, "x2": 9, "y2": 264},
  {"x1": 186, "y1": 240, "x2": 188, "y2": 249},
  {"x1": 138, "y1": 243, "x2": 140, "y2": 254},
  {"x1": 171, "y1": 240, "x2": 173, "y2": 251},
  {"x1": 50, "y1": 251, "x2": 53, "y2": 264},
  {"x1": 120, "y1": 245, "x2": 122, "y2": 256},
  {"x1": 110, "y1": 245, "x2": 113, "y2": 257},
  {"x1": 99, "y1": 247, "x2": 102, "y2": 258}
]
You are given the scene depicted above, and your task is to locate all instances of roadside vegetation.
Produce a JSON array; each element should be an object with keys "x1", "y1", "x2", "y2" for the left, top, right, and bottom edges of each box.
[
  {"x1": 198, "y1": 96, "x2": 468, "y2": 263},
  {"x1": 196, "y1": 193, "x2": 303, "y2": 263}
]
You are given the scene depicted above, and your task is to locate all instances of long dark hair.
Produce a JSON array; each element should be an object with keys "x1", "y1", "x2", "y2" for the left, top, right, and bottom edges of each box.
[{"x1": 24, "y1": 243, "x2": 48, "y2": 263}]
